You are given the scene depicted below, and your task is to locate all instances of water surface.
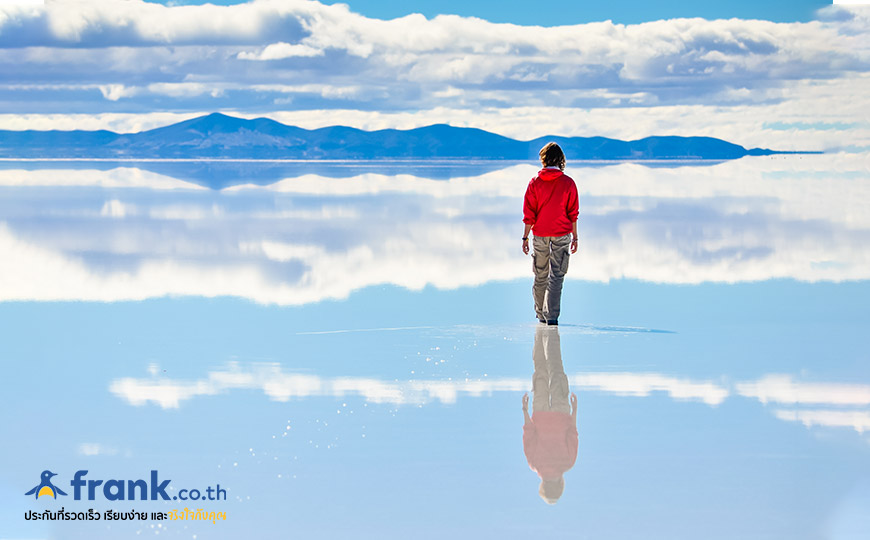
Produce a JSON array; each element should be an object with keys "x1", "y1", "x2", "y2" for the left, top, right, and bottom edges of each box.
[{"x1": 1, "y1": 155, "x2": 868, "y2": 539}]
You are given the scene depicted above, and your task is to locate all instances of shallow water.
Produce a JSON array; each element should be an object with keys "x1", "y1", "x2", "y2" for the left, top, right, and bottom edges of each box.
[{"x1": 1, "y1": 155, "x2": 869, "y2": 539}]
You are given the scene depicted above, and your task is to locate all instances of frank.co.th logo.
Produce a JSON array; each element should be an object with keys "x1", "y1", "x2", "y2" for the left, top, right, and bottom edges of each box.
[
  {"x1": 25, "y1": 470, "x2": 67, "y2": 500},
  {"x1": 25, "y1": 469, "x2": 225, "y2": 502}
]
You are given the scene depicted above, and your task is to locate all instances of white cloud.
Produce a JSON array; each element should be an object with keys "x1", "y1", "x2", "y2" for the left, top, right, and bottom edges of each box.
[
  {"x1": 0, "y1": 1, "x2": 867, "y2": 150},
  {"x1": 0, "y1": 0, "x2": 318, "y2": 46},
  {"x1": 146, "y1": 82, "x2": 219, "y2": 98},
  {"x1": 238, "y1": 42, "x2": 324, "y2": 60},
  {"x1": 2, "y1": 75, "x2": 868, "y2": 149},
  {"x1": 98, "y1": 84, "x2": 135, "y2": 101},
  {"x1": 95, "y1": 83, "x2": 227, "y2": 101},
  {"x1": 0, "y1": 112, "x2": 205, "y2": 133}
]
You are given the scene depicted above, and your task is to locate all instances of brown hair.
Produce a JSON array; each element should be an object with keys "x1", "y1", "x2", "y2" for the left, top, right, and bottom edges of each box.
[
  {"x1": 539, "y1": 477, "x2": 565, "y2": 504},
  {"x1": 539, "y1": 142, "x2": 566, "y2": 170}
]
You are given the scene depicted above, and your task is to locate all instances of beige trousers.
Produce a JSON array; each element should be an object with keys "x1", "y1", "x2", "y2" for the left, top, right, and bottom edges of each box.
[
  {"x1": 532, "y1": 325, "x2": 570, "y2": 414},
  {"x1": 532, "y1": 234, "x2": 571, "y2": 322}
]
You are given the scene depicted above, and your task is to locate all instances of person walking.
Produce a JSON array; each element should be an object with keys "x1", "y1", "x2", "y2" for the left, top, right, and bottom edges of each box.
[{"x1": 522, "y1": 142, "x2": 579, "y2": 325}]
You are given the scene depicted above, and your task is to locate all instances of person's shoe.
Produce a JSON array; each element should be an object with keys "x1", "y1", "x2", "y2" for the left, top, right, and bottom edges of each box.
[{"x1": 546, "y1": 320, "x2": 558, "y2": 326}]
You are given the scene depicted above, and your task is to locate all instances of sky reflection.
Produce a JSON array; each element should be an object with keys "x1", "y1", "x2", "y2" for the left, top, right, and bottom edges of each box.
[
  {"x1": 108, "y1": 363, "x2": 870, "y2": 432},
  {"x1": 104, "y1": 325, "x2": 870, "y2": 434},
  {"x1": 1, "y1": 278, "x2": 868, "y2": 538},
  {"x1": 0, "y1": 154, "x2": 868, "y2": 305}
]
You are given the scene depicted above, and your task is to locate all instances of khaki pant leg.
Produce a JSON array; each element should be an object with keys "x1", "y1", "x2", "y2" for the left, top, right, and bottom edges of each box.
[
  {"x1": 532, "y1": 236, "x2": 550, "y2": 321},
  {"x1": 545, "y1": 234, "x2": 572, "y2": 321},
  {"x1": 543, "y1": 327, "x2": 570, "y2": 413},
  {"x1": 531, "y1": 325, "x2": 550, "y2": 412}
]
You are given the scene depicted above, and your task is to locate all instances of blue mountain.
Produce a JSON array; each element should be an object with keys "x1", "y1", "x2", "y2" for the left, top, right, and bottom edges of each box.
[{"x1": 0, "y1": 112, "x2": 798, "y2": 160}]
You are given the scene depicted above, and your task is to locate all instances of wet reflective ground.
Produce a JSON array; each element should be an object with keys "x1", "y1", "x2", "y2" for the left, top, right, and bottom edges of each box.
[{"x1": 1, "y1": 155, "x2": 869, "y2": 539}]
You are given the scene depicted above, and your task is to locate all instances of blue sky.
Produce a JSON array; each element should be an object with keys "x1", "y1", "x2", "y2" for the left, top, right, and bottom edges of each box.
[
  {"x1": 148, "y1": 0, "x2": 832, "y2": 25},
  {"x1": 0, "y1": 1, "x2": 867, "y2": 150}
]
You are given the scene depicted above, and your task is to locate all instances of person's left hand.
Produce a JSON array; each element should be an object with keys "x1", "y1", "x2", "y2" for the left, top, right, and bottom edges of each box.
[
  {"x1": 570, "y1": 392, "x2": 578, "y2": 409},
  {"x1": 570, "y1": 238, "x2": 578, "y2": 254},
  {"x1": 522, "y1": 393, "x2": 529, "y2": 410},
  {"x1": 522, "y1": 238, "x2": 530, "y2": 255}
]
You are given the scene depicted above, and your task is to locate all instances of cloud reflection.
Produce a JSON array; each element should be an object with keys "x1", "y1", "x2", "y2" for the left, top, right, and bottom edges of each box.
[
  {"x1": 773, "y1": 409, "x2": 870, "y2": 433},
  {"x1": 575, "y1": 372, "x2": 728, "y2": 405},
  {"x1": 1, "y1": 154, "x2": 869, "y2": 303},
  {"x1": 738, "y1": 375, "x2": 870, "y2": 432},
  {"x1": 108, "y1": 361, "x2": 730, "y2": 409},
  {"x1": 78, "y1": 443, "x2": 118, "y2": 457},
  {"x1": 109, "y1": 361, "x2": 870, "y2": 434},
  {"x1": 736, "y1": 374, "x2": 870, "y2": 406}
]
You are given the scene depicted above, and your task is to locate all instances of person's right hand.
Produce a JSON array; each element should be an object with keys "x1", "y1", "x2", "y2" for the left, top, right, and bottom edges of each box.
[
  {"x1": 570, "y1": 392, "x2": 578, "y2": 410},
  {"x1": 522, "y1": 393, "x2": 529, "y2": 410},
  {"x1": 522, "y1": 238, "x2": 529, "y2": 255}
]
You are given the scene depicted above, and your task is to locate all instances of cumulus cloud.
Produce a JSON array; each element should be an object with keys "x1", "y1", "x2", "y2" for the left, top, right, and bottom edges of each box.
[
  {"x1": 1, "y1": 75, "x2": 868, "y2": 150},
  {"x1": 98, "y1": 83, "x2": 133, "y2": 101},
  {"x1": 0, "y1": 111, "x2": 205, "y2": 133},
  {"x1": 0, "y1": 0, "x2": 312, "y2": 47},
  {"x1": 238, "y1": 42, "x2": 324, "y2": 60},
  {"x1": 0, "y1": 1, "x2": 867, "y2": 149}
]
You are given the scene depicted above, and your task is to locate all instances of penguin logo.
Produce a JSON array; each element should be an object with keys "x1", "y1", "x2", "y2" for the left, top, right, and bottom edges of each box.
[{"x1": 25, "y1": 470, "x2": 68, "y2": 499}]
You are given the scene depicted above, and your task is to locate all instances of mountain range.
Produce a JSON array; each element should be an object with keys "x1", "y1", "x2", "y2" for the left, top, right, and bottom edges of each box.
[{"x1": 0, "y1": 112, "x2": 795, "y2": 160}]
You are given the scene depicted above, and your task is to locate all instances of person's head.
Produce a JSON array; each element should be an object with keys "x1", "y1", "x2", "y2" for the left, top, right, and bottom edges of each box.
[
  {"x1": 539, "y1": 142, "x2": 566, "y2": 171},
  {"x1": 538, "y1": 476, "x2": 565, "y2": 504}
]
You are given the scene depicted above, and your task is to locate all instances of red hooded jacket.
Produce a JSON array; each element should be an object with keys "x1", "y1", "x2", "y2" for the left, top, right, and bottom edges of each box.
[
  {"x1": 523, "y1": 411, "x2": 579, "y2": 480},
  {"x1": 523, "y1": 168, "x2": 579, "y2": 237}
]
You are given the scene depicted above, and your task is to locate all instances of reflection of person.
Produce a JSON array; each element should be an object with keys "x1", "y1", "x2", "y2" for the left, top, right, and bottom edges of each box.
[
  {"x1": 522, "y1": 324, "x2": 578, "y2": 504},
  {"x1": 522, "y1": 142, "x2": 579, "y2": 325}
]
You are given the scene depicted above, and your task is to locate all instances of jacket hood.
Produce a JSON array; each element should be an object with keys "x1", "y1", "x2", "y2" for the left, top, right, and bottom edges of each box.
[{"x1": 537, "y1": 168, "x2": 564, "y2": 181}]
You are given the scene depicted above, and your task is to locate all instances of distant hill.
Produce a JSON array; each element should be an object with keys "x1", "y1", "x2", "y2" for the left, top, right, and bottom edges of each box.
[{"x1": 0, "y1": 112, "x2": 799, "y2": 160}]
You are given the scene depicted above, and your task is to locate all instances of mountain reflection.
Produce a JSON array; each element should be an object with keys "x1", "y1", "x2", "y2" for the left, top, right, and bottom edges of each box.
[
  {"x1": 0, "y1": 159, "x2": 726, "y2": 188},
  {"x1": 0, "y1": 153, "x2": 868, "y2": 303},
  {"x1": 523, "y1": 325, "x2": 578, "y2": 504}
]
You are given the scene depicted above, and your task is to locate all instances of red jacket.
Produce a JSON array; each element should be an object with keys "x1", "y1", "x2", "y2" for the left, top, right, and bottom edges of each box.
[
  {"x1": 523, "y1": 411, "x2": 579, "y2": 480},
  {"x1": 523, "y1": 168, "x2": 579, "y2": 237}
]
